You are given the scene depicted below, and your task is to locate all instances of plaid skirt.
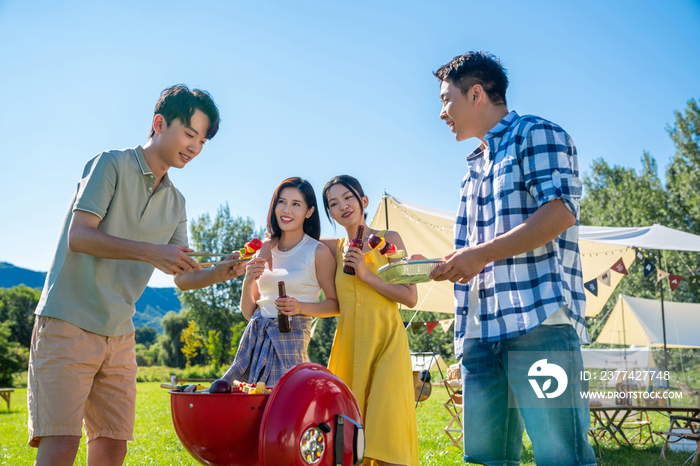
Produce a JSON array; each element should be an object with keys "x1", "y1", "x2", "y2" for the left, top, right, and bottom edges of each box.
[{"x1": 221, "y1": 310, "x2": 312, "y2": 385}]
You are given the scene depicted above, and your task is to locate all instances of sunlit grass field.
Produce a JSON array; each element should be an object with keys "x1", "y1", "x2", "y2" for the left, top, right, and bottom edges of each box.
[{"x1": 0, "y1": 379, "x2": 696, "y2": 465}]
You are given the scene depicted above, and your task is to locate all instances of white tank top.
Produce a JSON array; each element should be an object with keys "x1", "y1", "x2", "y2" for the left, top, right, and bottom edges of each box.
[{"x1": 256, "y1": 234, "x2": 322, "y2": 318}]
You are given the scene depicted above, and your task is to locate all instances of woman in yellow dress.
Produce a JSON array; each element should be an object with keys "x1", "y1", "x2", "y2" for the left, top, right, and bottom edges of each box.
[{"x1": 321, "y1": 175, "x2": 420, "y2": 466}]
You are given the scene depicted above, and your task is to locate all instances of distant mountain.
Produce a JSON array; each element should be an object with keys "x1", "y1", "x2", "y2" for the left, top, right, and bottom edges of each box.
[
  {"x1": 0, "y1": 262, "x2": 46, "y2": 289},
  {"x1": 132, "y1": 287, "x2": 182, "y2": 333},
  {"x1": 0, "y1": 262, "x2": 182, "y2": 333}
]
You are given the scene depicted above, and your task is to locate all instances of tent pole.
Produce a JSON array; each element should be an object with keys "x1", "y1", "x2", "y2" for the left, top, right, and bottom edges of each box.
[
  {"x1": 621, "y1": 298, "x2": 628, "y2": 373},
  {"x1": 658, "y1": 249, "x2": 669, "y2": 376},
  {"x1": 384, "y1": 192, "x2": 389, "y2": 230}
]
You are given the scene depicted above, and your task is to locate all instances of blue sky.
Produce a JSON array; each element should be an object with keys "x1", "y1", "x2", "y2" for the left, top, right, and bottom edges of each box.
[{"x1": 1, "y1": 0, "x2": 699, "y2": 287}]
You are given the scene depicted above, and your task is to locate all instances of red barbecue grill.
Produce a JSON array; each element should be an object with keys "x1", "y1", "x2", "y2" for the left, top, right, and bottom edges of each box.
[{"x1": 170, "y1": 363, "x2": 365, "y2": 466}]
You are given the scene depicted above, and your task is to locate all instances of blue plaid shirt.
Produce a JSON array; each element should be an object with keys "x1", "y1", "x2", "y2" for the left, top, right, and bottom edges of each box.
[{"x1": 454, "y1": 111, "x2": 589, "y2": 359}]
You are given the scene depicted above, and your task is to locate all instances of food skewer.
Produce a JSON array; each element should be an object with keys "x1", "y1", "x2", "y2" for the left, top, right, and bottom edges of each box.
[
  {"x1": 367, "y1": 234, "x2": 405, "y2": 259},
  {"x1": 198, "y1": 260, "x2": 248, "y2": 269},
  {"x1": 186, "y1": 252, "x2": 243, "y2": 257}
]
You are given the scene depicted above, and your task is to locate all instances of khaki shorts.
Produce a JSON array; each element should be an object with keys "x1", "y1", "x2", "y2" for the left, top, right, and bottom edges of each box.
[{"x1": 27, "y1": 316, "x2": 137, "y2": 447}]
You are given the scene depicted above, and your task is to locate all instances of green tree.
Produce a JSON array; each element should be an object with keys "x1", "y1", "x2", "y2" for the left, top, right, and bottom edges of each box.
[
  {"x1": 205, "y1": 330, "x2": 224, "y2": 369},
  {"x1": 580, "y1": 152, "x2": 668, "y2": 228},
  {"x1": 228, "y1": 321, "x2": 247, "y2": 361},
  {"x1": 0, "y1": 285, "x2": 41, "y2": 348},
  {"x1": 307, "y1": 316, "x2": 338, "y2": 365},
  {"x1": 135, "y1": 326, "x2": 157, "y2": 348},
  {"x1": 134, "y1": 343, "x2": 151, "y2": 366},
  {"x1": 0, "y1": 321, "x2": 28, "y2": 387},
  {"x1": 179, "y1": 204, "x2": 264, "y2": 367},
  {"x1": 667, "y1": 98, "x2": 700, "y2": 234},
  {"x1": 180, "y1": 320, "x2": 204, "y2": 368},
  {"x1": 580, "y1": 98, "x2": 700, "y2": 370},
  {"x1": 159, "y1": 310, "x2": 189, "y2": 368}
]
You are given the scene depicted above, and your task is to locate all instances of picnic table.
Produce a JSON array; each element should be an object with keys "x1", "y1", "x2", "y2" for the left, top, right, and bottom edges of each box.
[
  {"x1": 590, "y1": 404, "x2": 700, "y2": 446},
  {"x1": 0, "y1": 388, "x2": 15, "y2": 410}
]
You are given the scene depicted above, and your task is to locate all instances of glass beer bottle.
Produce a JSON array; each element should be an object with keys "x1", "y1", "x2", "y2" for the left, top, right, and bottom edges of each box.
[
  {"x1": 343, "y1": 225, "x2": 365, "y2": 275},
  {"x1": 277, "y1": 281, "x2": 292, "y2": 333}
]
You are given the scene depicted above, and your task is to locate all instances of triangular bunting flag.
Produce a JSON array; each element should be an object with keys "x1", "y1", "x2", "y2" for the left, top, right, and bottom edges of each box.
[
  {"x1": 598, "y1": 270, "x2": 611, "y2": 287},
  {"x1": 439, "y1": 319, "x2": 454, "y2": 333},
  {"x1": 403, "y1": 321, "x2": 410, "y2": 329},
  {"x1": 584, "y1": 278, "x2": 598, "y2": 297},
  {"x1": 689, "y1": 276, "x2": 700, "y2": 291},
  {"x1": 643, "y1": 258, "x2": 656, "y2": 277},
  {"x1": 426, "y1": 321, "x2": 439, "y2": 335},
  {"x1": 611, "y1": 258, "x2": 629, "y2": 275},
  {"x1": 669, "y1": 274, "x2": 684, "y2": 292},
  {"x1": 636, "y1": 250, "x2": 645, "y2": 261},
  {"x1": 411, "y1": 322, "x2": 424, "y2": 335},
  {"x1": 656, "y1": 269, "x2": 670, "y2": 283}
]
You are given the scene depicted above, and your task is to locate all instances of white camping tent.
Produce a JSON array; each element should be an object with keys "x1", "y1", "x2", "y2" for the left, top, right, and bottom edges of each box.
[
  {"x1": 596, "y1": 295, "x2": 700, "y2": 348},
  {"x1": 369, "y1": 195, "x2": 700, "y2": 325},
  {"x1": 579, "y1": 225, "x2": 700, "y2": 317},
  {"x1": 578, "y1": 225, "x2": 700, "y2": 367},
  {"x1": 580, "y1": 346, "x2": 657, "y2": 387},
  {"x1": 580, "y1": 346, "x2": 655, "y2": 370},
  {"x1": 579, "y1": 225, "x2": 700, "y2": 252}
]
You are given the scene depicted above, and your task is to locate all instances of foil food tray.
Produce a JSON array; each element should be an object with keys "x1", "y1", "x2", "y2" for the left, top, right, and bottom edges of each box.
[{"x1": 377, "y1": 259, "x2": 442, "y2": 284}]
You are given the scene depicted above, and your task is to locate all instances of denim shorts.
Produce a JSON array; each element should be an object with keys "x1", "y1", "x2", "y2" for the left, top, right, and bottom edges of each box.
[{"x1": 460, "y1": 324, "x2": 597, "y2": 466}]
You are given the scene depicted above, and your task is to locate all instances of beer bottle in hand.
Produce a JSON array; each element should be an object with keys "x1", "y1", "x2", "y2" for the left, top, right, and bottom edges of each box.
[
  {"x1": 343, "y1": 225, "x2": 365, "y2": 275},
  {"x1": 277, "y1": 281, "x2": 292, "y2": 333}
]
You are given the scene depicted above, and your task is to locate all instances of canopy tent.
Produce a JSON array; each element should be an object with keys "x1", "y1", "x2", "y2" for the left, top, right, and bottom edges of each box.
[
  {"x1": 369, "y1": 195, "x2": 455, "y2": 314},
  {"x1": 580, "y1": 346, "x2": 656, "y2": 369},
  {"x1": 581, "y1": 346, "x2": 659, "y2": 387},
  {"x1": 410, "y1": 353, "x2": 448, "y2": 372},
  {"x1": 596, "y1": 295, "x2": 700, "y2": 348},
  {"x1": 578, "y1": 225, "x2": 700, "y2": 370},
  {"x1": 579, "y1": 225, "x2": 700, "y2": 252},
  {"x1": 369, "y1": 195, "x2": 700, "y2": 324},
  {"x1": 578, "y1": 242, "x2": 636, "y2": 317},
  {"x1": 579, "y1": 225, "x2": 700, "y2": 316}
]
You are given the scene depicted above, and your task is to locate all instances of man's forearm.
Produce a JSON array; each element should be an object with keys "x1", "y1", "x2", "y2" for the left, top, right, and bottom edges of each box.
[
  {"x1": 68, "y1": 210, "x2": 199, "y2": 275},
  {"x1": 174, "y1": 268, "x2": 218, "y2": 290},
  {"x1": 477, "y1": 199, "x2": 576, "y2": 263},
  {"x1": 68, "y1": 224, "x2": 153, "y2": 261}
]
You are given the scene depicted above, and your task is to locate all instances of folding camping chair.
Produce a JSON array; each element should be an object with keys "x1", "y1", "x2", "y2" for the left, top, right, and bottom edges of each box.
[
  {"x1": 443, "y1": 377, "x2": 463, "y2": 448},
  {"x1": 588, "y1": 425, "x2": 604, "y2": 458},
  {"x1": 441, "y1": 362, "x2": 463, "y2": 448},
  {"x1": 655, "y1": 413, "x2": 700, "y2": 465}
]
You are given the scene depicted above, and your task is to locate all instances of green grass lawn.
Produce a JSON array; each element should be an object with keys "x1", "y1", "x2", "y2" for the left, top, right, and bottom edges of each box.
[{"x1": 1, "y1": 381, "x2": 696, "y2": 465}]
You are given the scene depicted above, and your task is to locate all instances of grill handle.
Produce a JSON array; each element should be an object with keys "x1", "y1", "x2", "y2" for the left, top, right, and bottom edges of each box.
[{"x1": 334, "y1": 415, "x2": 364, "y2": 465}]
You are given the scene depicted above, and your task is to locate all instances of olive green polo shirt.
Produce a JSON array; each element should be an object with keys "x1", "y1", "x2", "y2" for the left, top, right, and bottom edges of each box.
[{"x1": 35, "y1": 146, "x2": 188, "y2": 337}]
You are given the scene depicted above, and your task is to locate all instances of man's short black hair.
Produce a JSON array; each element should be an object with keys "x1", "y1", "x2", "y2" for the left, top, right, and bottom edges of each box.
[
  {"x1": 150, "y1": 84, "x2": 220, "y2": 139},
  {"x1": 434, "y1": 51, "x2": 509, "y2": 106}
]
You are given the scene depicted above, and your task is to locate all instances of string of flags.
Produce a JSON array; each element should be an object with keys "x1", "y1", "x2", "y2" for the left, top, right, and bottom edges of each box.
[
  {"x1": 583, "y1": 248, "x2": 700, "y2": 297},
  {"x1": 403, "y1": 318, "x2": 454, "y2": 335}
]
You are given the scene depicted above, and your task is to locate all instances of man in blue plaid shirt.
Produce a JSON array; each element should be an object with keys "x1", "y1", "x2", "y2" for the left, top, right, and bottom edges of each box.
[{"x1": 430, "y1": 52, "x2": 596, "y2": 466}]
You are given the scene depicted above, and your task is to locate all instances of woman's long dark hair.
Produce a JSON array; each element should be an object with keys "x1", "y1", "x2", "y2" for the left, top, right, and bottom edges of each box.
[
  {"x1": 322, "y1": 175, "x2": 367, "y2": 224},
  {"x1": 267, "y1": 177, "x2": 321, "y2": 240}
]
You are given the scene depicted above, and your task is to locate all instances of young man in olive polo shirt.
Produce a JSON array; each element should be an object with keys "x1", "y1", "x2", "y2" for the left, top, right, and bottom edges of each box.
[{"x1": 28, "y1": 85, "x2": 242, "y2": 466}]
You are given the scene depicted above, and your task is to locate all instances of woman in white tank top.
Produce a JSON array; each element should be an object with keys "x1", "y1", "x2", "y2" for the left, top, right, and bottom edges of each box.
[{"x1": 221, "y1": 177, "x2": 338, "y2": 385}]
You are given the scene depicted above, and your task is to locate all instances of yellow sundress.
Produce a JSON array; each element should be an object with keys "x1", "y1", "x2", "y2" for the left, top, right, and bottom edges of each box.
[{"x1": 327, "y1": 233, "x2": 420, "y2": 466}]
